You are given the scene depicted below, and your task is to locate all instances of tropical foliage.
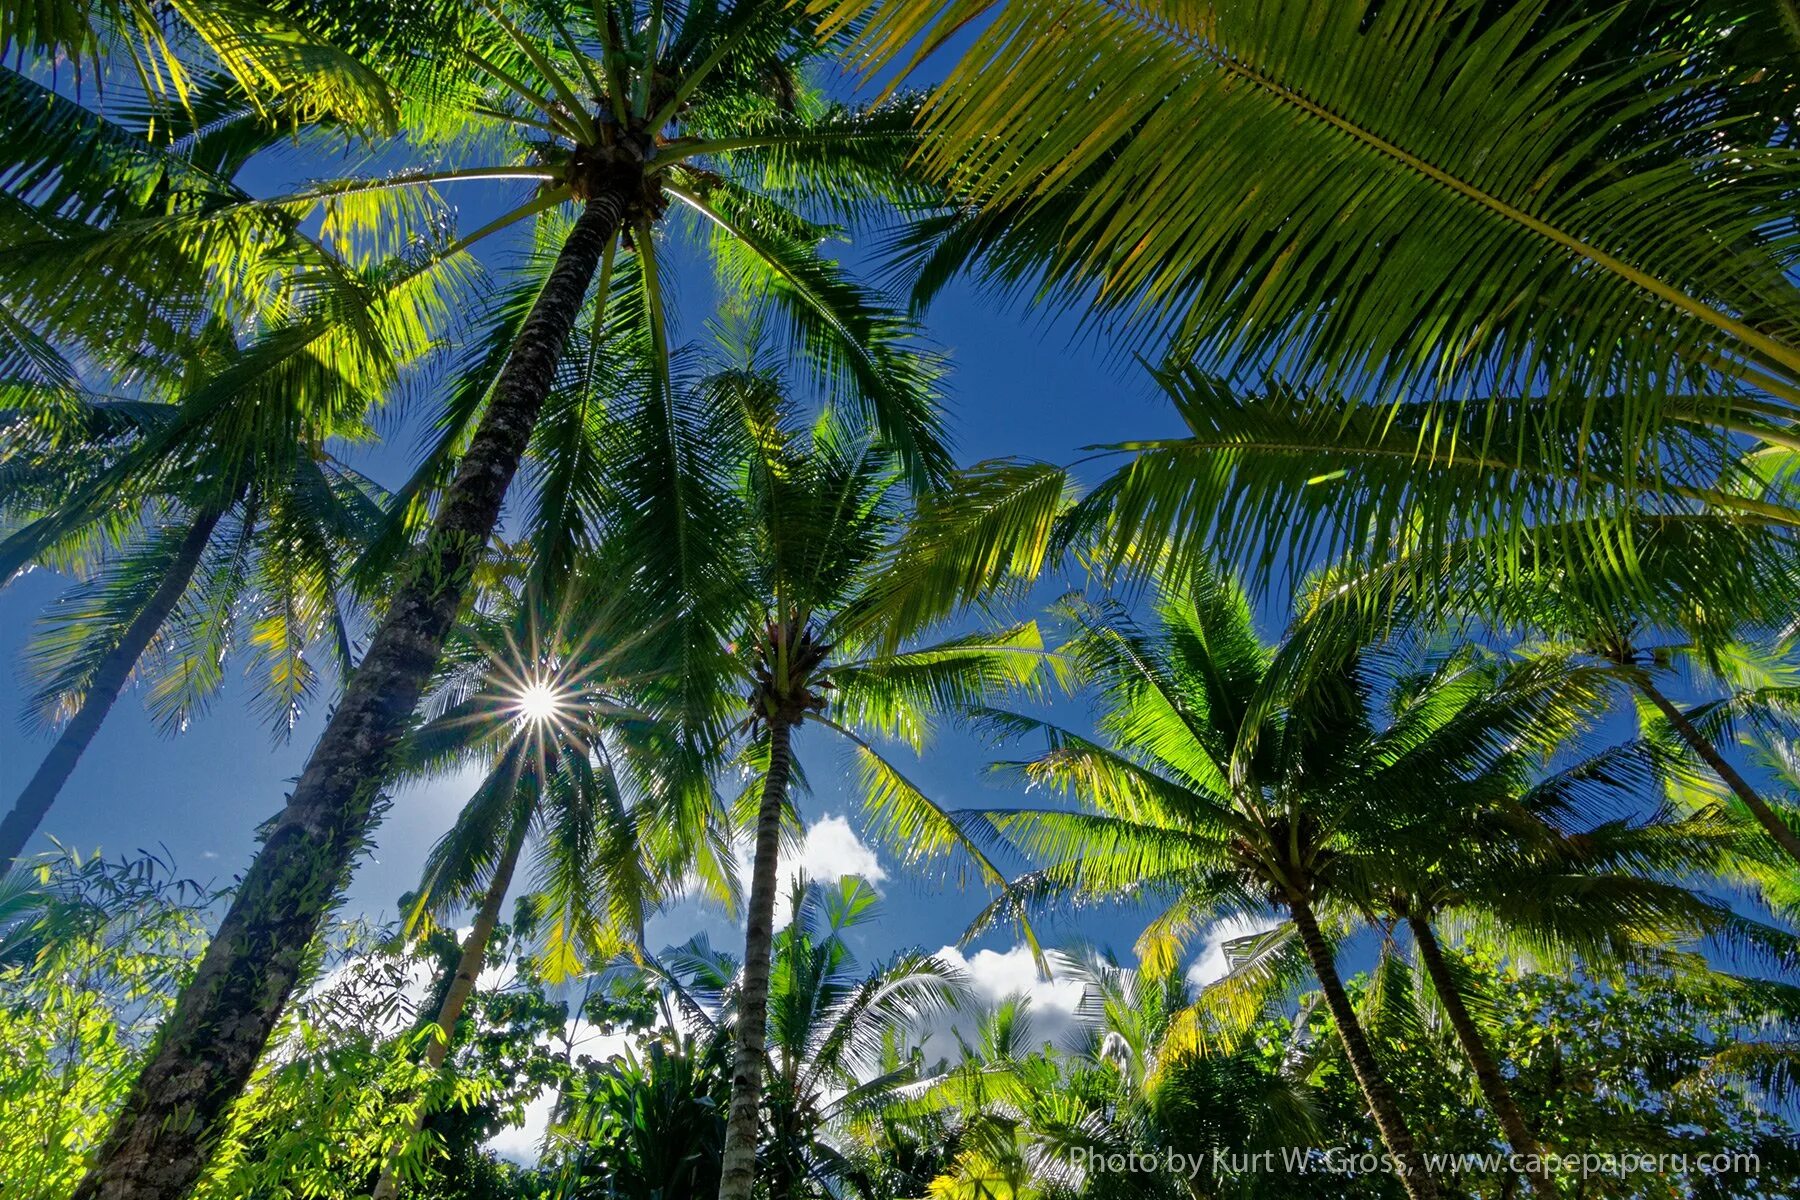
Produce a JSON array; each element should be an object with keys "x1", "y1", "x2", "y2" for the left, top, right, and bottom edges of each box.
[
  {"x1": 3, "y1": 0, "x2": 1800, "y2": 1198},
  {"x1": 5, "y1": 851, "x2": 1798, "y2": 1199}
]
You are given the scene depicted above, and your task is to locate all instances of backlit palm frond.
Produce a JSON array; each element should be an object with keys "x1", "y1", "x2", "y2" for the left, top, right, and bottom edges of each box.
[
  {"x1": 807, "y1": 950, "x2": 968, "y2": 1090},
  {"x1": 1052, "y1": 594, "x2": 1243, "y2": 798},
  {"x1": 702, "y1": 98, "x2": 937, "y2": 228},
  {"x1": 974, "y1": 707, "x2": 1227, "y2": 831},
  {"x1": 970, "y1": 806, "x2": 1230, "y2": 908},
  {"x1": 19, "y1": 513, "x2": 208, "y2": 729},
  {"x1": 837, "y1": 459, "x2": 1074, "y2": 650},
  {"x1": 1, "y1": 0, "x2": 397, "y2": 134},
  {"x1": 831, "y1": 727, "x2": 1032, "y2": 957},
  {"x1": 673, "y1": 174, "x2": 950, "y2": 489},
  {"x1": 827, "y1": 623, "x2": 1054, "y2": 753},
  {"x1": 828, "y1": 0, "x2": 1800, "y2": 421},
  {"x1": 134, "y1": 502, "x2": 259, "y2": 736},
  {"x1": 0, "y1": 256, "x2": 463, "y2": 585},
  {"x1": 1065, "y1": 367, "x2": 1792, "y2": 609},
  {"x1": 408, "y1": 738, "x2": 537, "y2": 936},
  {"x1": 528, "y1": 747, "x2": 648, "y2": 979}
]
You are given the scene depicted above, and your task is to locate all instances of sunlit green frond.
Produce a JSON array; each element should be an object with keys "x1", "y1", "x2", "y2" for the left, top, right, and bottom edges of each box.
[
  {"x1": 839, "y1": 459, "x2": 1074, "y2": 649},
  {"x1": 828, "y1": 622, "x2": 1053, "y2": 752},
  {"x1": 1065, "y1": 367, "x2": 1795, "y2": 610},
  {"x1": 1, "y1": 0, "x2": 397, "y2": 132},
  {"x1": 830, "y1": 727, "x2": 1031, "y2": 953},
  {"x1": 676, "y1": 175, "x2": 950, "y2": 489},
  {"x1": 827, "y1": 0, "x2": 1800, "y2": 421}
]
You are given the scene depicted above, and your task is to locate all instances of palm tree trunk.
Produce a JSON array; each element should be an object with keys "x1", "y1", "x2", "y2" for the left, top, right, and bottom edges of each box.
[
  {"x1": 71, "y1": 193, "x2": 628, "y2": 1200},
  {"x1": 0, "y1": 504, "x2": 225, "y2": 865},
  {"x1": 1407, "y1": 915, "x2": 1554, "y2": 1200},
  {"x1": 1634, "y1": 676, "x2": 1800, "y2": 869},
  {"x1": 1287, "y1": 897, "x2": 1440, "y2": 1200},
  {"x1": 717, "y1": 717, "x2": 794, "y2": 1200},
  {"x1": 370, "y1": 815, "x2": 528, "y2": 1200}
]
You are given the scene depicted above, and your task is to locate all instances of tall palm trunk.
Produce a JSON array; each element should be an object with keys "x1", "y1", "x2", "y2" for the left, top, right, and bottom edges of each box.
[
  {"x1": 1287, "y1": 897, "x2": 1440, "y2": 1200},
  {"x1": 370, "y1": 814, "x2": 529, "y2": 1200},
  {"x1": 718, "y1": 716, "x2": 794, "y2": 1200},
  {"x1": 0, "y1": 505, "x2": 225, "y2": 865},
  {"x1": 1406, "y1": 915, "x2": 1554, "y2": 1200},
  {"x1": 1633, "y1": 676, "x2": 1800, "y2": 869},
  {"x1": 71, "y1": 193, "x2": 628, "y2": 1200}
]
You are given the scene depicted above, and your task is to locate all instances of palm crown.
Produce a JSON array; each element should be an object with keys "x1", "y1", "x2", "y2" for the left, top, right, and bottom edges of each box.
[{"x1": 254, "y1": 0, "x2": 949, "y2": 487}]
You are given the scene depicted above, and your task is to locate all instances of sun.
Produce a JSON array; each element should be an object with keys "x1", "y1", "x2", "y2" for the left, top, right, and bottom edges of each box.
[{"x1": 514, "y1": 679, "x2": 568, "y2": 724}]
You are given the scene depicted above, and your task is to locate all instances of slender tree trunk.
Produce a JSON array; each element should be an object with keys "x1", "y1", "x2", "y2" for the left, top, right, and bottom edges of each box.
[
  {"x1": 1634, "y1": 676, "x2": 1800, "y2": 869},
  {"x1": 1407, "y1": 916, "x2": 1555, "y2": 1200},
  {"x1": 71, "y1": 194, "x2": 627, "y2": 1200},
  {"x1": 717, "y1": 717, "x2": 794, "y2": 1200},
  {"x1": 0, "y1": 506, "x2": 225, "y2": 865},
  {"x1": 1287, "y1": 897, "x2": 1440, "y2": 1200},
  {"x1": 370, "y1": 816, "x2": 528, "y2": 1200}
]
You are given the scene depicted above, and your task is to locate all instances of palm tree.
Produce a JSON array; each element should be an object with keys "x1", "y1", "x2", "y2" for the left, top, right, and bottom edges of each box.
[
  {"x1": 551, "y1": 876, "x2": 963, "y2": 1199},
  {"x1": 0, "y1": 77, "x2": 441, "y2": 866},
  {"x1": 658, "y1": 877, "x2": 966, "y2": 1199},
  {"x1": 897, "y1": 998, "x2": 1079, "y2": 1200},
  {"x1": 653, "y1": 383, "x2": 1049, "y2": 1200},
  {"x1": 993, "y1": 367, "x2": 1800, "y2": 874},
  {"x1": 59, "y1": 1, "x2": 948, "y2": 1191},
  {"x1": 1358, "y1": 702, "x2": 1774, "y2": 1198},
  {"x1": 499, "y1": 319, "x2": 1071, "y2": 1200},
  {"x1": 0, "y1": 321, "x2": 400, "y2": 864},
  {"x1": 957, "y1": 572, "x2": 1661, "y2": 1200},
  {"x1": 367, "y1": 568, "x2": 711, "y2": 1199}
]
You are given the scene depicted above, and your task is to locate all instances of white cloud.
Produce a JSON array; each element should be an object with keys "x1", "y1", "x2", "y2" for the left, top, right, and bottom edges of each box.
[
  {"x1": 930, "y1": 943, "x2": 1087, "y2": 1055},
  {"x1": 487, "y1": 1089, "x2": 556, "y2": 1164},
  {"x1": 792, "y1": 813, "x2": 888, "y2": 887},
  {"x1": 1185, "y1": 912, "x2": 1285, "y2": 989},
  {"x1": 730, "y1": 813, "x2": 889, "y2": 928}
]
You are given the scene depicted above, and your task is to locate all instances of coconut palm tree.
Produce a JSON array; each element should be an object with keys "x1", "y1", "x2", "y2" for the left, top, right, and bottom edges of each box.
[
  {"x1": 653, "y1": 877, "x2": 966, "y2": 1200},
  {"x1": 1276, "y1": 442, "x2": 1800, "y2": 879},
  {"x1": 367, "y1": 562, "x2": 719, "y2": 1199},
  {"x1": 0, "y1": 76, "x2": 450, "y2": 866},
  {"x1": 59, "y1": 1, "x2": 949, "y2": 1191},
  {"x1": 980, "y1": 366, "x2": 1800, "y2": 875},
  {"x1": 646, "y1": 380, "x2": 1051, "y2": 1200},
  {"x1": 956, "y1": 572, "x2": 1665, "y2": 1200},
  {"x1": 1062, "y1": 950, "x2": 1321, "y2": 1200},
  {"x1": 546, "y1": 877, "x2": 962, "y2": 1199},
  {"x1": 1342, "y1": 697, "x2": 1775, "y2": 1198}
]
